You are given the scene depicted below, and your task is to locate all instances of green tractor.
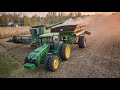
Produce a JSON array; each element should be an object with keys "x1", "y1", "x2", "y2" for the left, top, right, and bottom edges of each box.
[
  {"x1": 24, "y1": 24, "x2": 91, "y2": 71},
  {"x1": 24, "y1": 33, "x2": 71, "y2": 71}
]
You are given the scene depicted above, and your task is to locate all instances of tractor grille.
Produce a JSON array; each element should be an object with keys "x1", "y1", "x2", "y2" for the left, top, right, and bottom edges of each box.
[{"x1": 27, "y1": 58, "x2": 38, "y2": 66}]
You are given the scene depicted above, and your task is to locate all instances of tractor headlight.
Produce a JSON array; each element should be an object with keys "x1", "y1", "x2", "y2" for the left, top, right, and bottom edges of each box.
[
  {"x1": 33, "y1": 56, "x2": 38, "y2": 60},
  {"x1": 32, "y1": 57, "x2": 38, "y2": 66},
  {"x1": 26, "y1": 57, "x2": 38, "y2": 66}
]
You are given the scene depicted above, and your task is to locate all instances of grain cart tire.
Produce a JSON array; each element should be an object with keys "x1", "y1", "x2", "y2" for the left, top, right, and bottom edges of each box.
[
  {"x1": 78, "y1": 36, "x2": 86, "y2": 48},
  {"x1": 44, "y1": 55, "x2": 59, "y2": 71},
  {"x1": 60, "y1": 44, "x2": 71, "y2": 61}
]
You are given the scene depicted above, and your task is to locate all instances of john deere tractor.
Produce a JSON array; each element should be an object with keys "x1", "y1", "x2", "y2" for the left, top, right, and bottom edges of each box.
[
  {"x1": 24, "y1": 24, "x2": 91, "y2": 71},
  {"x1": 24, "y1": 33, "x2": 71, "y2": 71}
]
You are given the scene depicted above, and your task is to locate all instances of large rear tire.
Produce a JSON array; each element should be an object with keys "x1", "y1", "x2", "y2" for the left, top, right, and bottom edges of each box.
[
  {"x1": 44, "y1": 55, "x2": 59, "y2": 72},
  {"x1": 78, "y1": 36, "x2": 86, "y2": 48},
  {"x1": 60, "y1": 44, "x2": 71, "y2": 61}
]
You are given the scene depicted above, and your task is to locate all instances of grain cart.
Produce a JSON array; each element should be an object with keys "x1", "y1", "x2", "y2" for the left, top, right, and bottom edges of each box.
[{"x1": 24, "y1": 24, "x2": 91, "y2": 71}]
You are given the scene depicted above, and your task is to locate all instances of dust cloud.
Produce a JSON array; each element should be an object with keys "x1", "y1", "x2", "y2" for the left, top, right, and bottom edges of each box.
[
  {"x1": 59, "y1": 13, "x2": 120, "y2": 42},
  {"x1": 90, "y1": 13, "x2": 120, "y2": 42},
  {"x1": 70, "y1": 13, "x2": 120, "y2": 42}
]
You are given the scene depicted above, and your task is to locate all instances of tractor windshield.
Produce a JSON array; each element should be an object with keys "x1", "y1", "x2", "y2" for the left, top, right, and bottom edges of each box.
[{"x1": 39, "y1": 36, "x2": 53, "y2": 45}]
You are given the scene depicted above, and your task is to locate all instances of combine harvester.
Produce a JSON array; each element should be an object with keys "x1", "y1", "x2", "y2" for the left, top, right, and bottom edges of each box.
[
  {"x1": 8, "y1": 18, "x2": 91, "y2": 71},
  {"x1": 8, "y1": 20, "x2": 65, "y2": 46}
]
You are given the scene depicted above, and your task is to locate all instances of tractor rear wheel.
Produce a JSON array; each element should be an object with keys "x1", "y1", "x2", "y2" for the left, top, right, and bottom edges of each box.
[
  {"x1": 60, "y1": 44, "x2": 71, "y2": 61},
  {"x1": 44, "y1": 55, "x2": 59, "y2": 72},
  {"x1": 78, "y1": 36, "x2": 86, "y2": 48}
]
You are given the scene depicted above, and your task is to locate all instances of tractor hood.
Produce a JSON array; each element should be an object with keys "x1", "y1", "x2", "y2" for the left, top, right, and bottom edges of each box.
[
  {"x1": 27, "y1": 44, "x2": 49, "y2": 59},
  {"x1": 24, "y1": 44, "x2": 49, "y2": 70}
]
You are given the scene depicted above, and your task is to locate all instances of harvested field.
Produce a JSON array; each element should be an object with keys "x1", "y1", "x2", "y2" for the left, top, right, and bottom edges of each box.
[{"x1": 1, "y1": 13, "x2": 120, "y2": 78}]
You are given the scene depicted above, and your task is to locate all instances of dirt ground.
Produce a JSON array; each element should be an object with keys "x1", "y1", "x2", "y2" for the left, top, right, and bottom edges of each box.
[{"x1": 1, "y1": 13, "x2": 120, "y2": 78}]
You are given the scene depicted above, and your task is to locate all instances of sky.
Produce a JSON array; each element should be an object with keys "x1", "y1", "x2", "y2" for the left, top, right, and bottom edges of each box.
[{"x1": 7, "y1": 12, "x2": 114, "y2": 17}]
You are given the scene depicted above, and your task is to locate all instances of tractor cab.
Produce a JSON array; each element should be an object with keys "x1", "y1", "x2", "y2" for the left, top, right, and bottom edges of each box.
[{"x1": 38, "y1": 33, "x2": 60, "y2": 47}]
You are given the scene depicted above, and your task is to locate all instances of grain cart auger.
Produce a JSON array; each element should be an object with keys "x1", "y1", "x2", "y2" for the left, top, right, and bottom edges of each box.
[
  {"x1": 24, "y1": 24, "x2": 91, "y2": 71},
  {"x1": 7, "y1": 20, "x2": 66, "y2": 47}
]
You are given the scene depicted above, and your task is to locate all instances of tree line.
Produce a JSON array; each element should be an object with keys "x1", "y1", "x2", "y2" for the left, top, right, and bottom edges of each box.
[{"x1": 0, "y1": 12, "x2": 87, "y2": 27}]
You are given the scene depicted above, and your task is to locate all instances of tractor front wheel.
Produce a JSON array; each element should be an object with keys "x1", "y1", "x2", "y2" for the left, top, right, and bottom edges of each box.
[
  {"x1": 60, "y1": 44, "x2": 71, "y2": 61},
  {"x1": 24, "y1": 56, "x2": 28, "y2": 64},
  {"x1": 44, "y1": 55, "x2": 59, "y2": 72}
]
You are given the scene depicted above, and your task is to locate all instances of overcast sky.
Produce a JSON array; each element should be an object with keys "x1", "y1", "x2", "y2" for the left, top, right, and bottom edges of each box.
[{"x1": 7, "y1": 12, "x2": 114, "y2": 17}]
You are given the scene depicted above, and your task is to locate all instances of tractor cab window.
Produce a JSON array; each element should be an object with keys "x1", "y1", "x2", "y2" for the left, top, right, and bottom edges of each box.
[
  {"x1": 41, "y1": 37, "x2": 48, "y2": 44},
  {"x1": 40, "y1": 36, "x2": 53, "y2": 45},
  {"x1": 48, "y1": 37, "x2": 53, "y2": 43},
  {"x1": 38, "y1": 38, "x2": 42, "y2": 46},
  {"x1": 40, "y1": 36, "x2": 59, "y2": 45},
  {"x1": 48, "y1": 37, "x2": 54, "y2": 48}
]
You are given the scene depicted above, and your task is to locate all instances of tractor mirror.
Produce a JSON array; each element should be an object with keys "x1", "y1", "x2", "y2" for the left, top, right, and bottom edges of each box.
[{"x1": 53, "y1": 36, "x2": 59, "y2": 44}]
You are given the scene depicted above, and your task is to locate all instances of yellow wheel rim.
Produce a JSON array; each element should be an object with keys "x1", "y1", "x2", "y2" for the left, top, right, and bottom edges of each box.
[
  {"x1": 65, "y1": 45, "x2": 71, "y2": 59},
  {"x1": 53, "y1": 58, "x2": 59, "y2": 69}
]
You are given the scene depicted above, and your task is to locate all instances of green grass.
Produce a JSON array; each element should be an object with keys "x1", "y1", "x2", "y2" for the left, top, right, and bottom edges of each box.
[
  {"x1": 0, "y1": 52, "x2": 54, "y2": 78},
  {"x1": 0, "y1": 53, "x2": 19, "y2": 78}
]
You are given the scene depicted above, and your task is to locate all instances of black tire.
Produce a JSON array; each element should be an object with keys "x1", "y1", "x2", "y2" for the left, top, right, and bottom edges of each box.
[
  {"x1": 60, "y1": 44, "x2": 71, "y2": 61},
  {"x1": 78, "y1": 36, "x2": 86, "y2": 48},
  {"x1": 24, "y1": 59, "x2": 27, "y2": 64},
  {"x1": 44, "y1": 55, "x2": 59, "y2": 72},
  {"x1": 44, "y1": 55, "x2": 51, "y2": 70},
  {"x1": 24, "y1": 56, "x2": 28, "y2": 64}
]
